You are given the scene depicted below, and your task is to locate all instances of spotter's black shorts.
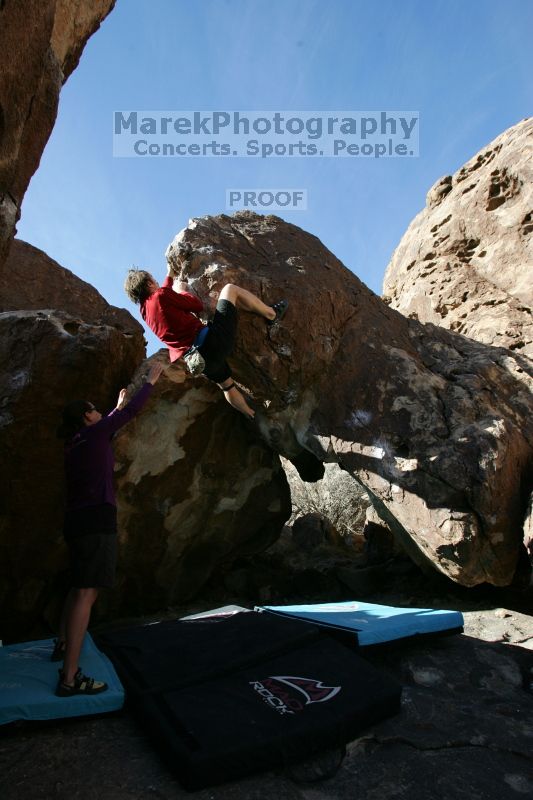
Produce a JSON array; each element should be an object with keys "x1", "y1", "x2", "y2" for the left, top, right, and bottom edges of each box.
[
  {"x1": 199, "y1": 299, "x2": 237, "y2": 384},
  {"x1": 63, "y1": 504, "x2": 118, "y2": 589}
]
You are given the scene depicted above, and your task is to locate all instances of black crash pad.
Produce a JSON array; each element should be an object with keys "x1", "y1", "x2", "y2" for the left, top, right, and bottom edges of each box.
[{"x1": 97, "y1": 611, "x2": 401, "y2": 790}]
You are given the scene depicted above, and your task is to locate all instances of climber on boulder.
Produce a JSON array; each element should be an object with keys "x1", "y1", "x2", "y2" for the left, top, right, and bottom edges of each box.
[{"x1": 124, "y1": 265, "x2": 288, "y2": 419}]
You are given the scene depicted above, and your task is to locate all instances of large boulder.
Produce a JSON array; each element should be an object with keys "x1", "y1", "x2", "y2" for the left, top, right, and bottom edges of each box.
[
  {"x1": 167, "y1": 211, "x2": 533, "y2": 588},
  {"x1": 0, "y1": 238, "x2": 145, "y2": 637},
  {"x1": 1, "y1": 239, "x2": 139, "y2": 332},
  {"x1": 0, "y1": 241, "x2": 290, "y2": 637},
  {"x1": 0, "y1": 308, "x2": 145, "y2": 638},
  {"x1": 383, "y1": 118, "x2": 533, "y2": 356},
  {"x1": 0, "y1": 0, "x2": 116, "y2": 270},
  {"x1": 109, "y1": 358, "x2": 291, "y2": 618}
]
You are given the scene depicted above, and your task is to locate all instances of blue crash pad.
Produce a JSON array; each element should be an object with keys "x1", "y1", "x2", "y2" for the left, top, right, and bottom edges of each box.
[
  {"x1": 0, "y1": 633, "x2": 124, "y2": 725},
  {"x1": 256, "y1": 601, "x2": 464, "y2": 647}
]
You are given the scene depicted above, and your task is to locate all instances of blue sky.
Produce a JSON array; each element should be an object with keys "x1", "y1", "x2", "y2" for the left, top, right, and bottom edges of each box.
[{"x1": 17, "y1": 0, "x2": 533, "y2": 355}]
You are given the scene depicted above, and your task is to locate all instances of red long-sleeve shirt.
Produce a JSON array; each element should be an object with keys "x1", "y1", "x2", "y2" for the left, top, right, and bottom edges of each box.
[{"x1": 141, "y1": 277, "x2": 205, "y2": 361}]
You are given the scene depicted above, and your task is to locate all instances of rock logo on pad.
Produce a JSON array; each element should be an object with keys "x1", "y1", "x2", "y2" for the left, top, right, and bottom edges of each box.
[{"x1": 249, "y1": 676, "x2": 341, "y2": 715}]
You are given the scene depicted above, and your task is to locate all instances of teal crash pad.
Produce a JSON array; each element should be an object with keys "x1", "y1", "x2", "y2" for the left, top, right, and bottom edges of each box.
[
  {"x1": 0, "y1": 633, "x2": 124, "y2": 725},
  {"x1": 256, "y1": 600, "x2": 464, "y2": 646}
]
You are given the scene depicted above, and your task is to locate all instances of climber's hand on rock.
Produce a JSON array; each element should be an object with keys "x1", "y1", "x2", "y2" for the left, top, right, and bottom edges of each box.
[{"x1": 116, "y1": 388, "x2": 128, "y2": 408}]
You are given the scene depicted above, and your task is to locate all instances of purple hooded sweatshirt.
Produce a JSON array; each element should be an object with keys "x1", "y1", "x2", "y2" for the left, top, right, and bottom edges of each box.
[{"x1": 64, "y1": 383, "x2": 153, "y2": 511}]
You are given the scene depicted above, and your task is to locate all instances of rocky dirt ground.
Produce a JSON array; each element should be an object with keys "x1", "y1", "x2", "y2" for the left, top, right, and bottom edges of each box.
[{"x1": 1, "y1": 567, "x2": 532, "y2": 800}]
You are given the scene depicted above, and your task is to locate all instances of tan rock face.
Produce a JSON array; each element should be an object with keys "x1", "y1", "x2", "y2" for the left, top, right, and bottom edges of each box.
[
  {"x1": 383, "y1": 118, "x2": 533, "y2": 355},
  {"x1": 110, "y1": 358, "x2": 291, "y2": 618},
  {"x1": 167, "y1": 211, "x2": 533, "y2": 587},
  {"x1": 283, "y1": 458, "x2": 370, "y2": 542},
  {"x1": 0, "y1": 0, "x2": 116, "y2": 270}
]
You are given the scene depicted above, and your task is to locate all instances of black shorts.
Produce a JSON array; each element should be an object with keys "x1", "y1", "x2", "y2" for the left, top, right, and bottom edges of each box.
[
  {"x1": 199, "y1": 299, "x2": 237, "y2": 384},
  {"x1": 63, "y1": 504, "x2": 118, "y2": 589}
]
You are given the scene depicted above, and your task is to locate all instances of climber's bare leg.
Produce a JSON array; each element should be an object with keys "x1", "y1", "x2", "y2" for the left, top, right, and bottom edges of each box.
[
  {"x1": 218, "y1": 378, "x2": 255, "y2": 419},
  {"x1": 219, "y1": 284, "x2": 275, "y2": 321}
]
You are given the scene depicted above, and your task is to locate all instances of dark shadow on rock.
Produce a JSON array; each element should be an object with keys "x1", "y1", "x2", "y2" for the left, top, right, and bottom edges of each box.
[{"x1": 288, "y1": 448, "x2": 325, "y2": 482}]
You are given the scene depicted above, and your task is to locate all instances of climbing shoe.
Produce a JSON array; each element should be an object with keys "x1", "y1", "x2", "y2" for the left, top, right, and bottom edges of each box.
[
  {"x1": 268, "y1": 299, "x2": 289, "y2": 324},
  {"x1": 56, "y1": 668, "x2": 108, "y2": 697}
]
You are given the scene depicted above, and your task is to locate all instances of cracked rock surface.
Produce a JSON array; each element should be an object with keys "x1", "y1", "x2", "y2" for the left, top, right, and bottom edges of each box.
[
  {"x1": 166, "y1": 211, "x2": 532, "y2": 587},
  {"x1": 383, "y1": 118, "x2": 533, "y2": 357}
]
